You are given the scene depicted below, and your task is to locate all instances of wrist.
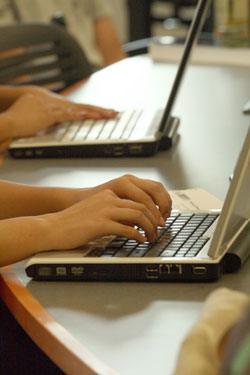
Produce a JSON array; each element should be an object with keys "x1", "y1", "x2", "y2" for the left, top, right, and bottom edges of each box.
[
  {"x1": 35, "y1": 214, "x2": 60, "y2": 252},
  {"x1": 57, "y1": 187, "x2": 90, "y2": 210},
  {"x1": 0, "y1": 215, "x2": 56, "y2": 267},
  {"x1": 39, "y1": 211, "x2": 71, "y2": 251}
]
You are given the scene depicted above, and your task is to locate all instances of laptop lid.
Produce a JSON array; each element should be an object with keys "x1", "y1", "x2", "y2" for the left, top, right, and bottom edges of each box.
[
  {"x1": 159, "y1": 0, "x2": 211, "y2": 135},
  {"x1": 208, "y1": 127, "x2": 250, "y2": 258}
]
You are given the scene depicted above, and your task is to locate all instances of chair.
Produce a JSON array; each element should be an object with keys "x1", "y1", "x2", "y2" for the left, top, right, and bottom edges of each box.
[{"x1": 0, "y1": 22, "x2": 93, "y2": 92}]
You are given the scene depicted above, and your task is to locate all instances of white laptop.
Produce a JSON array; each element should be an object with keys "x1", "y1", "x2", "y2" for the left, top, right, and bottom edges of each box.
[
  {"x1": 9, "y1": 0, "x2": 211, "y2": 159},
  {"x1": 25, "y1": 127, "x2": 250, "y2": 281}
]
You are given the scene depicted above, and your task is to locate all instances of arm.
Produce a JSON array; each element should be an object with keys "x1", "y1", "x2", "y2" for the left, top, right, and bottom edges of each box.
[
  {"x1": 0, "y1": 175, "x2": 171, "y2": 222},
  {"x1": 94, "y1": 17, "x2": 127, "y2": 66},
  {"x1": 0, "y1": 85, "x2": 25, "y2": 111},
  {"x1": 0, "y1": 179, "x2": 83, "y2": 219},
  {"x1": 0, "y1": 175, "x2": 171, "y2": 267},
  {"x1": 0, "y1": 189, "x2": 161, "y2": 267}
]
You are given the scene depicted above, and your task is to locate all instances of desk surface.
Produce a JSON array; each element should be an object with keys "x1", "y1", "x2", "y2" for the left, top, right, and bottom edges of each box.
[{"x1": 0, "y1": 56, "x2": 250, "y2": 375}]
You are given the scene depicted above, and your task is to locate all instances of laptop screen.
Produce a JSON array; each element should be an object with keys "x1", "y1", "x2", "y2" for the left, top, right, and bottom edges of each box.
[{"x1": 208, "y1": 127, "x2": 250, "y2": 257}]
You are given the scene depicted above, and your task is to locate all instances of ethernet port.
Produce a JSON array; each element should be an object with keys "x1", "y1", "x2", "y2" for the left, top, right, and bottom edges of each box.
[
  {"x1": 160, "y1": 264, "x2": 170, "y2": 274},
  {"x1": 160, "y1": 264, "x2": 182, "y2": 275}
]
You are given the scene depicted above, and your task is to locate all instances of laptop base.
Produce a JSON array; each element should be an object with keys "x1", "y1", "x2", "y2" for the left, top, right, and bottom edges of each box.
[
  {"x1": 9, "y1": 116, "x2": 180, "y2": 159},
  {"x1": 26, "y1": 261, "x2": 223, "y2": 282}
]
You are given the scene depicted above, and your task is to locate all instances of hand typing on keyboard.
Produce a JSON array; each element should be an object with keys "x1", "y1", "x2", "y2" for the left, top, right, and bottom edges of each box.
[
  {"x1": 46, "y1": 175, "x2": 172, "y2": 250},
  {"x1": 77, "y1": 174, "x2": 172, "y2": 222},
  {"x1": 0, "y1": 175, "x2": 171, "y2": 266},
  {"x1": 0, "y1": 84, "x2": 118, "y2": 143}
]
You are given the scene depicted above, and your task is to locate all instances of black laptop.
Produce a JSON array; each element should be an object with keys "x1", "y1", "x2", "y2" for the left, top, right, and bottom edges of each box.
[
  {"x1": 9, "y1": 0, "x2": 211, "y2": 159},
  {"x1": 25, "y1": 127, "x2": 250, "y2": 281}
]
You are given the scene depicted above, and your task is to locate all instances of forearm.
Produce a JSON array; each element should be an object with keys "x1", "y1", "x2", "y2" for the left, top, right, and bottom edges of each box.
[
  {"x1": 0, "y1": 216, "x2": 49, "y2": 266},
  {"x1": 0, "y1": 85, "x2": 42, "y2": 111},
  {"x1": 0, "y1": 85, "x2": 24, "y2": 111},
  {"x1": 0, "y1": 112, "x2": 14, "y2": 142},
  {"x1": 0, "y1": 180, "x2": 85, "y2": 219}
]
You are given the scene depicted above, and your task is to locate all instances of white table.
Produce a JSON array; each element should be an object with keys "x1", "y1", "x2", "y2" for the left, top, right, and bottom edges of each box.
[{"x1": 1, "y1": 56, "x2": 249, "y2": 375}]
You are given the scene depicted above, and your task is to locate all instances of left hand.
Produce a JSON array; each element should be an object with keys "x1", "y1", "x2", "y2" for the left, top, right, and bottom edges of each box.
[
  {"x1": 72, "y1": 174, "x2": 172, "y2": 227},
  {"x1": 23, "y1": 85, "x2": 119, "y2": 119},
  {"x1": 5, "y1": 91, "x2": 117, "y2": 139}
]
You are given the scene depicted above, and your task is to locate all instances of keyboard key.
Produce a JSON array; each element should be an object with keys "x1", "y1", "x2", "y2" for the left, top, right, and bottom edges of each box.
[
  {"x1": 115, "y1": 248, "x2": 134, "y2": 257},
  {"x1": 88, "y1": 247, "x2": 104, "y2": 257},
  {"x1": 130, "y1": 247, "x2": 149, "y2": 257},
  {"x1": 122, "y1": 109, "x2": 142, "y2": 139},
  {"x1": 73, "y1": 119, "x2": 94, "y2": 140},
  {"x1": 61, "y1": 122, "x2": 81, "y2": 142},
  {"x1": 102, "y1": 248, "x2": 116, "y2": 256},
  {"x1": 98, "y1": 119, "x2": 117, "y2": 140},
  {"x1": 110, "y1": 110, "x2": 134, "y2": 139},
  {"x1": 100, "y1": 212, "x2": 218, "y2": 260},
  {"x1": 161, "y1": 250, "x2": 176, "y2": 257},
  {"x1": 144, "y1": 245, "x2": 163, "y2": 257},
  {"x1": 85, "y1": 119, "x2": 105, "y2": 140}
]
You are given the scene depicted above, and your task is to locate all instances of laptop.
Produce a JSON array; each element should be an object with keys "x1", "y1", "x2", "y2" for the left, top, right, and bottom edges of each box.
[
  {"x1": 25, "y1": 127, "x2": 250, "y2": 281},
  {"x1": 9, "y1": 0, "x2": 211, "y2": 159}
]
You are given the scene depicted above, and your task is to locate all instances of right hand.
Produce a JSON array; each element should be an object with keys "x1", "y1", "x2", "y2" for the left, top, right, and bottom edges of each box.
[{"x1": 42, "y1": 189, "x2": 159, "y2": 251}]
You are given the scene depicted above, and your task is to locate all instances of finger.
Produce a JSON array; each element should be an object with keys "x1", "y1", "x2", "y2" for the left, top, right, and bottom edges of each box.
[
  {"x1": 116, "y1": 198, "x2": 159, "y2": 233},
  {"x1": 62, "y1": 102, "x2": 118, "y2": 118},
  {"x1": 41, "y1": 95, "x2": 119, "y2": 121},
  {"x1": 126, "y1": 175, "x2": 172, "y2": 219},
  {"x1": 110, "y1": 207, "x2": 157, "y2": 243},
  {"x1": 49, "y1": 107, "x2": 116, "y2": 121},
  {"x1": 116, "y1": 178, "x2": 164, "y2": 226},
  {"x1": 105, "y1": 221, "x2": 147, "y2": 243},
  {"x1": 74, "y1": 103, "x2": 119, "y2": 118}
]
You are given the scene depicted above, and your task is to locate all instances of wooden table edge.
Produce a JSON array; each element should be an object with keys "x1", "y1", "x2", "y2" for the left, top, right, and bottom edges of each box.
[{"x1": 0, "y1": 265, "x2": 118, "y2": 375}]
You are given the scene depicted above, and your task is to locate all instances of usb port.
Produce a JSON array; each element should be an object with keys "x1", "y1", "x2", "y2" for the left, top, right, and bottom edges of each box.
[
  {"x1": 193, "y1": 266, "x2": 207, "y2": 275},
  {"x1": 146, "y1": 265, "x2": 159, "y2": 279},
  {"x1": 113, "y1": 145, "x2": 124, "y2": 156},
  {"x1": 129, "y1": 144, "x2": 143, "y2": 155}
]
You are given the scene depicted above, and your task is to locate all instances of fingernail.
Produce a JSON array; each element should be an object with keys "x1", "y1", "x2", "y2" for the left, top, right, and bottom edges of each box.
[{"x1": 107, "y1": 110, "x2": 118, "y2": 116}]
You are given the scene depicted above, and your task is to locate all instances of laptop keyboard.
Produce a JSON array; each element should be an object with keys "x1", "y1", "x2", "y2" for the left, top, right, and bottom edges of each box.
[
  {"x1": 14, "y1": 110, "x2": 142, "y2": 144},
  {"x1": 88, "y1": 212, "x2": 219, "y2": 258}
]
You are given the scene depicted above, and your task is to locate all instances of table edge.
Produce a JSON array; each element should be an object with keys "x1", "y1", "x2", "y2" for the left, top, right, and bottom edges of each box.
[{"x1": 0, "y1": 265, "x2": 117, "y2": 375}]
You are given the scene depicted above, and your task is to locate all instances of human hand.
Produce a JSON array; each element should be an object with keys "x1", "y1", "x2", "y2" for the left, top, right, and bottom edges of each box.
[
  {"x1": 22, "y1": 85, "x2": 118, "y2": 119},
  {"x1": 4, "y1": 91, "x2": 117, "y2": 139},
  {"x1": 42, "y1": 189, "x2": 161, "y2": 251},
  {"x1": 72, "y1": 175, "x2": 172, "y2": 227}
]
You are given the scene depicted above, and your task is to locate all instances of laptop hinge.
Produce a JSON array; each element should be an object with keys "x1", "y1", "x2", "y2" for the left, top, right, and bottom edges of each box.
[
  {"x1": 158, "y1": 115, "x2": 180, "y2": 151},
  {"x1": 223, "y1": 220, "x2": 250, "y2": 272}
]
